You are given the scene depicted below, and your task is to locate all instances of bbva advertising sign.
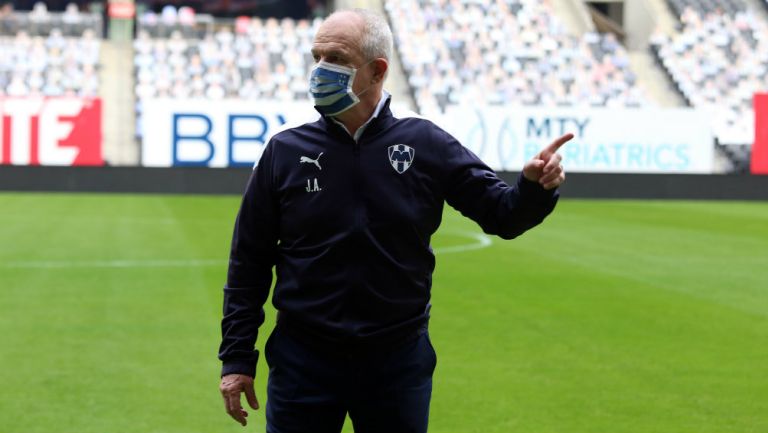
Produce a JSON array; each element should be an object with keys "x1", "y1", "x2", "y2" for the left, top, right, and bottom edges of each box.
[{"x1": 141, "y1": 99, "x2": 317, "y2": 168}]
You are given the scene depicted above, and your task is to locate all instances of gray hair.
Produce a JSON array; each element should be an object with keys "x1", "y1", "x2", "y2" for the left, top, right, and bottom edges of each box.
[
  {"x1": 333, "y1": 8, "x2": 393, "y2": 62},
  {"x1": 357, "y1": 9, "x2": 393, "y2": 61}
]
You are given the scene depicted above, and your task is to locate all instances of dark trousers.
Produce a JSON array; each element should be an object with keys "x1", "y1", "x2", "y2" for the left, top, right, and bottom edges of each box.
[{"x1": 264, "y1": 326, "x2": 437, "y2": 433}]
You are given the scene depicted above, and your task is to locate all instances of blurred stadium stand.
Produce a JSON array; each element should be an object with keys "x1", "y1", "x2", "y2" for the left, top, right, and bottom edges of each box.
[
  {"x1": 133, "y1": 16, "x2": 321, "y2": 140},
  {"x1": 3, "y1": 0, "x2": 766, "y2": 173},
  {"x1": 0, "y1": 1, "x2": 102, "y2": 36},
  {"x1": 651, "y1": 0, "x2": 768, "y2": 172},
  {"x1": 136, "y1": 0, "x2": 324, "y2": 20},
  {"x1": 132, "y1": 0, "x2": 414, "y2": 144},
  {"x1": 0, "y1": 2, "x2": 101, "y2": 98},
  {"x1": 384, "y1": 0, "x2": 649, "y2": 115},
  {"x1": 665, "y1": 0, "x2": 747, "y2": 18},
  {"x1": 134, "y1": 17, "x2": 318, "y2": 103},
  {"x1": 132, "y1": 0, "x2": 410, "y2": 113}
]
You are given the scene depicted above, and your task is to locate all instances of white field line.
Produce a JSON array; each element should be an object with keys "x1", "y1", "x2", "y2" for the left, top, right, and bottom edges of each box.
[
  {"x1": 2, "y1": 232, "x2": 493, "y2": 269},
  {"x1": 433, "y1": 231, "x2": 493, "y2": 254}
]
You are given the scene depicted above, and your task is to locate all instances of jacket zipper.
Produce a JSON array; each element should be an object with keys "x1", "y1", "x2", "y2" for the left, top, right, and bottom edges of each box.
[{"x1": 352, "y1": 138, "x2": 363, "y2": 229}]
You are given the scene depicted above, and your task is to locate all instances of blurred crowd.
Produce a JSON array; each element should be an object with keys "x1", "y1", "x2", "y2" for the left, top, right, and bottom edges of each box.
[
  {"x1": 137, "y1": 4, "x2": 203, "y2": 39},
  {"x1": 133, "y1": 16, "x2": 319, "y2": 138},
  {"x1": 0, "y1": 2, "x2": 101, "y2": 37},
  {"x1": 384, "y1": 0, "x2": 648, "y2": 114},
  {"x1": 0, "y1": 2, "x2": 100, "y2": 98},
  {"x1": 665, "y1": 0, "x2": 746, "y2": 20},
  {"x1": 136, "y1": 0, "x2": 325, "y2": 20},
  {"x1": 5, "y1": 0, "x2": 766, "y2": 149},
  {"x1": 651, "y1": 5, "x2": 768, "y2": 145},
  {"x1": 133, "y1": 17, "x2": 318, "y2": 102}
]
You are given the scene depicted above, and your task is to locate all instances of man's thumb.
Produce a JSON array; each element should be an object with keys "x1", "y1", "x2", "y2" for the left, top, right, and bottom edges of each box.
[
  {"x1": 527, "y1": 159, "x2": 545, "y2": 171},
  {"x1": 523, "y1": 159, "x2": 546, "y2": 182}
]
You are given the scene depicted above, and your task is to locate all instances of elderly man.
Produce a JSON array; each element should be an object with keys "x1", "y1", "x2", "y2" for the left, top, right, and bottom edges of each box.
[{"x1": 219, "y1": 8, "x2": 570, "y2": 433}]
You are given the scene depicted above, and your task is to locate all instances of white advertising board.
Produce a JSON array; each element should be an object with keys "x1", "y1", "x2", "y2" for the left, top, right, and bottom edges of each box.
[
  {"x1": 141, "y1": 99, "x2": 318, "y2": 167},
  {"x1": 432, "y1": 106, "x2": 715, "y2": 173},
  {"x1": 142, "y1": 99, "x2": 715, "y2": 173}
]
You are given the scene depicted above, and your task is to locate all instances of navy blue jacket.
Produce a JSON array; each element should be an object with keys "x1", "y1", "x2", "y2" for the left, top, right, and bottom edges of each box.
[{"x1": 219, "y1": 97, "x2": 559, "y2": 377}]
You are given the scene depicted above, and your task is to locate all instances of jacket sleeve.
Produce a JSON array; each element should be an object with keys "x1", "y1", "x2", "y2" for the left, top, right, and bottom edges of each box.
[
  {"x1": 437, "y1": 126, "x2": 559, "y2": 240},
  {"x1": 218, "y1": 142, "x2": 279, "y2": 377}
]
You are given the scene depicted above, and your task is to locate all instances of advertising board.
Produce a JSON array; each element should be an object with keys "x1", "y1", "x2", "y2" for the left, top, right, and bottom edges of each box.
[
  {"x1": 751, "y1": 94, "x2": 768, "y2": 175},
  {"x1": 433, "y1": 106, "x2": 714, "y2": 173},
  {"x1": 141, "y1": 99, "x2": 317, "y2": 168},
  {"x1": 0, "y1": 98, "x2": 102, "y2": 166},
  {"x1": 142, "y1": 100, "x2": 714, "y2": 173}
]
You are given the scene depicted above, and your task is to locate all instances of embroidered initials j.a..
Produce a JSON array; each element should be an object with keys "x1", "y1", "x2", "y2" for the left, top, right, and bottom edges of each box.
[{"x1": 305, "y1": 178, "x2": 322, "y2": 192}]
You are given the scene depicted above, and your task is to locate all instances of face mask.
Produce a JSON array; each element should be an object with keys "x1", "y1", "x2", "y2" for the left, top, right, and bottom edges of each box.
[{"x1": 309, "y1": 60, "x2": 372, "y2": 117}]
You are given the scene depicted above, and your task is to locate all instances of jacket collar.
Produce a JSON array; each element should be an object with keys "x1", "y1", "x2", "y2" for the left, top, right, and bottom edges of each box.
[{"x1": 319, "y1": 92, "x2": 393, "y2": 142}]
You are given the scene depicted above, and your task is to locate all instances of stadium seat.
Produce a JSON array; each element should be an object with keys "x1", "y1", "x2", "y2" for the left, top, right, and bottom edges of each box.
[
  {"x1": 0, "y1": 24, "x2": 100, "y2": 98},
  {"x1": 384, "y1": 0, "x2": 648, "y2": 114},
  {"x1": 651, "y1": 4, "x2": 768, "y2": 149}
]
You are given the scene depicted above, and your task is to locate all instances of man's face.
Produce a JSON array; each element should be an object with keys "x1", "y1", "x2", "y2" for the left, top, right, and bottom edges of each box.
[{"x1": 311, "y1": 13, "x2": 374, "y2": 97}]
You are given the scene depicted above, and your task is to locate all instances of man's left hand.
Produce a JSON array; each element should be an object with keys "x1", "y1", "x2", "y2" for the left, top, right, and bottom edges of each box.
[
  {"x1": 220, "y1": 373, "x2": 259, "y2": 426},
  {"x1": 522, "y1": 133, "x2": 573, "y2": 190}
]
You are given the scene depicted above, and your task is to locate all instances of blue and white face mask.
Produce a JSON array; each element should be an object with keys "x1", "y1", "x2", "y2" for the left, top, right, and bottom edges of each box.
[{"x1": 309, "y1": 60, "x2": 370, "y2": 117}]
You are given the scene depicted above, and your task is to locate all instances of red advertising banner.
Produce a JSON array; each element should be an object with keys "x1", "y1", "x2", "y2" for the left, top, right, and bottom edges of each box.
[
  {"x1": 752, "y1": 93, "x2": 768, "y2": 175},
  {"x1": 108, "y1": 2, "x2": 136, "y2": 19},
  {"x1": 0, "y1": 98, "x2": 103, "y2": 166}
]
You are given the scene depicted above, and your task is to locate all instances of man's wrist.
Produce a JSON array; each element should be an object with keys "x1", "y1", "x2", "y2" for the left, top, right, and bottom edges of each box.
[{"x1": 221, "y1": 353, "x2": 258, "y2": 378}]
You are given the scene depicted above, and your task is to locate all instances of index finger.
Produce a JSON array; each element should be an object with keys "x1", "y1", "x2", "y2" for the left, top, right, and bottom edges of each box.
[
  {"x1": 224, "y1": 392, "x2": 247, "y2": 426},
  {"x1": 544, "y1": 133, "x2": 574, "y2": 154}
]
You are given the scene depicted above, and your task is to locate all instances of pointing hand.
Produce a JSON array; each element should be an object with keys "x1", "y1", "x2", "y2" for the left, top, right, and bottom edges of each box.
[{"x1": 522, "y1": 133, "x2": 573, "y2": 190}]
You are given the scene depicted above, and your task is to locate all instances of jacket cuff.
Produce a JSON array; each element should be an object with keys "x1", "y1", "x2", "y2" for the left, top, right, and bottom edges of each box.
[
  {"x1": 221, "y1": 352, "x2": 259, "y2": 378},
  {"x1": 516, "y1": 174, "x2": 557, "y2": 200}
]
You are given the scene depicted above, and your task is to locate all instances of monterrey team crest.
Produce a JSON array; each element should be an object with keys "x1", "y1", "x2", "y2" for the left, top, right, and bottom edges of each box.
[{"x1": 388, "y1": 144, "x2": 415, "y2": 174}]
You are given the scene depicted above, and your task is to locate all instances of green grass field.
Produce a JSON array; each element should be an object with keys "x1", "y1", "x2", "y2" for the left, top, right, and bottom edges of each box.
[{"x1": 1, "y1": 192, "x2": 767, "y2": 433}]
